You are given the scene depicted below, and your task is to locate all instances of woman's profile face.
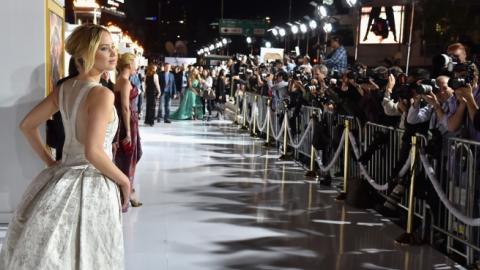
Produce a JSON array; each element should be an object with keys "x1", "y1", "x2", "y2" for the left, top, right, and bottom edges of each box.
[{"x1": 94, "y1": 31, "x2": 117, "y2": 72}]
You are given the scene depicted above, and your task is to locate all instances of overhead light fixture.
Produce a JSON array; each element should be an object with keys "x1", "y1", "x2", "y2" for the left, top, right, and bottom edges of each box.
[
  {"x1": 318, "y1": 5, "x2": 328, "y2": 18},
  {"x1": 271, "y1": 28, "x2": 279, "y2": 36},
  {"x1": 222, "y1": 38, "x2": 228, "y2": 45},
  {"x1": 209, "y1": 44, "x2": 215, "y2": 50},
  {"x1": 323, "y1": 0, "x2": 334, "y2": 5},
  {"x1": 198, "y1": 49, "x2": 204, "y2": 55},
  {"x1": 246, "y1": 37, "x2": 252, "y2": 44},
  {"x1": 323, "y1": 22, "x2": 333, "y2": 33},
  {"x1": 279, "y1": 28, "x2": 286, "y2": 37},
  {"x1": 346, "y1": 0, "x2": 357, "y2": 7},
  {"x1": 216, "y1": 42, "x2": 223, "y2": 48},
  {"x1": 205, "y1": 47, "x2": 210, "y2": 53},
  {"x1": 291, "y1": 25, "x2": 299, "y2": 34},
  {"x1": 265, "y1": 41, "x2": 272, "y2": 48},
  {"x1": 300, "y1": 23, "x2": 308, "y2": 33},
  {"x1": 309, "y1": 20, "x2": 317, "y2": 30}
]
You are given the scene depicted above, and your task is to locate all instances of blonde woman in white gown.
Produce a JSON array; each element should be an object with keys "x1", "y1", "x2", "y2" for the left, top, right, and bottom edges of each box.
[{"x1": 0, "y1": 24, "x2": 130, "y2": 270}]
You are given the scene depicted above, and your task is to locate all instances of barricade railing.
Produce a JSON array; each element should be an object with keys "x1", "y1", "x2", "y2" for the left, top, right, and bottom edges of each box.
[{"x1": 235, "y1": 92, "x2": 480, "y2": 265}]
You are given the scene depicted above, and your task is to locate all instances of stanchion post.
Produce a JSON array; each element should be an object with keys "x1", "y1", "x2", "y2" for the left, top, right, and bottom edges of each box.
[
  {"x1": 263, "y1": 99, "x2": 273, "y2": 147},
  {"x1": 251, "y1": 96, "x2": 257, "y2": 137},
  {"x1": 279, "y1": 111, "x2": 291, "y2": 160},
  {"x1": 306, "y1": 113, "x2": 318, "y2": 178},
  {"x1": 305, "y1": 145, "x2": 317, "y2": 178},
  {"x1": 336, "y1": 120, "x2": 349, "y2": 201},
  {"x1": 395, "y1": 136, "x2": 421, "y2": 245},
  {"x1": 241, "y1": 96, "x2": 248, "y2": 130}
]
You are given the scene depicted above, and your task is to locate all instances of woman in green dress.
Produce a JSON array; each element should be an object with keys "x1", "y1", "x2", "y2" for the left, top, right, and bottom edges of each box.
[{"x1": 170, "y1": 68, "x2": 204, "y2": 120}]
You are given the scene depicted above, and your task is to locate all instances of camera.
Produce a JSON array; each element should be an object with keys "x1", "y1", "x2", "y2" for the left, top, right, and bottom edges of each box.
[
  {"x1": 432, "y1": 54, "x2": 460, "y2": 73},
  {"x1": 415, "y1": 79, "x2": 439, "y2": 95},
  {"x1": 448, "y1": 63, "x2": 476, "y2": 89},
  {"x1": 433, "y1": 54, "x2": 476, "y2": 90},
  {"x1": 392, "y1": 83, "x2": 416, "y2": 100}
]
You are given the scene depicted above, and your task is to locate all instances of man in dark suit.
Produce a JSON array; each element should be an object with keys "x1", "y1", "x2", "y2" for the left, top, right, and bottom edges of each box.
[{"x1": 157, "y1": 63, "x2": 177, "y2": 123}]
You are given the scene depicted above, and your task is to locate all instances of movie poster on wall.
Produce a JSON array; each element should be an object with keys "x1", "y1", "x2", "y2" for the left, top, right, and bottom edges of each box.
[
  {"x1": 359, "y1": 6, "x2": 405, "y2": 44},
  {"x1": 46, "y1": 0, "x2": 65, "y2": 96}
]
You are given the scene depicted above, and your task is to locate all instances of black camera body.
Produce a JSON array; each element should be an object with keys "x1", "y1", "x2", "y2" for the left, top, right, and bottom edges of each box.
[
  {"x1": 448, "y1": 62, "x2": 476, "y2": 89},
  {"x1": 392, "y1": 83, "x2": 415, "y2": 100},
  {"x1": 433, "y1": 54, "x2": 476, "y2": 90}
]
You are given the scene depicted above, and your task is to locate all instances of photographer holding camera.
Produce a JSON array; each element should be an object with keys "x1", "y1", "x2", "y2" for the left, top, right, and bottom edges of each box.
[
  {"x1": 378, "y1": 69, "x2": 432, "y2": 217},
  {"x1": 442, "y1": 43, "x2": 480, "y2": 141}
]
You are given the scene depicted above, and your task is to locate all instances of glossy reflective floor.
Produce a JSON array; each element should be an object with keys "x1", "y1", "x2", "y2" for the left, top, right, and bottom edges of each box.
[
  {"x1": 0, "y1": 118, "x2": 464, "y2": 269},
  {"x1": 121, "y1": 119, "x2": 463, "y2": 270}
]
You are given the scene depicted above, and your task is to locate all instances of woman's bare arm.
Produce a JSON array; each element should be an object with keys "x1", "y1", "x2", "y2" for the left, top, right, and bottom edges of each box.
[{"x1": 19, "y1": 88, "x2": 60, "y2": 167}]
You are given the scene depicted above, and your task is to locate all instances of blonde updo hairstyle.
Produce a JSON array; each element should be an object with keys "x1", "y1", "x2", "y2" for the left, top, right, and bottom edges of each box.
[
  {"x1": 65, "y1": 24, "x2": 110, "y2": 73},
  {"x1": 117, "y1": 53, "x2": 136, "y2": 72}
]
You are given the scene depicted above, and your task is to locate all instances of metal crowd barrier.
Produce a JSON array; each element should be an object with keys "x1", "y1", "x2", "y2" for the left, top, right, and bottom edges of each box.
[
  {"x1": 236, "y1": 92, "x2": 480, "y2": 266},
  {"x1": 433, "y1": 137, "x2": 480, "y2": 264}
]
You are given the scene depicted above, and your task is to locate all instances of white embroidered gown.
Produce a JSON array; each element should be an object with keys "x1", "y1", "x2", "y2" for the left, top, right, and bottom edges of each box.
[{"x1": 0, "y1": 80, "x2": 124, "y2": 270}]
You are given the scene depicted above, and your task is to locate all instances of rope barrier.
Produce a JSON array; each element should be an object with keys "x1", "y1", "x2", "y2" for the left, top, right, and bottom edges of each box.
[
  {"x1": 287, "y1": 120, "x2": 313, "y2": 149},
  {"x1": 347, "y1": 132, "x2": 412, "y2": 192},
  {"x1": 420, "y1": 153, "x2": 480, "y2": 227},
  {"x1": 270, "y1": 112, "x2": 286, "y2": 141},
  {"x1": 256, "y1": 108, "x2": 269, "y2": 132},
  {"x1": 316, "y1": 132, "x2": 345, "y2": 172}
]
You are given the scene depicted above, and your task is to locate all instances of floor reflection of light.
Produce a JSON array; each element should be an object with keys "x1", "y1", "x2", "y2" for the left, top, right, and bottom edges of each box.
[{"x1": 312, "y1": 219, "x2": 351, "y2": 225}]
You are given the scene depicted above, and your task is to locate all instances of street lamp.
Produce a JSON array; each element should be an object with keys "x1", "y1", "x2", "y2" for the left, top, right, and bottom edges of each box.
[
  {"x1": 300, "y1": 23, "x2": 307, "y2": 34},
  {"x1": 291, "y1": 25, "x2": 299, "y2": 34},
  {"x1": 271, "y1": 28, "x2": 278, "y2": 37},
  {"x1": 346, "y1": 0, "x2": 357, "y2": 7},
  {"x1": 318, "y1": 5, "x2": 328, "y2": 18},
  {"x1": 323, "y1": 23, "x2": 333, "y2": 33}
]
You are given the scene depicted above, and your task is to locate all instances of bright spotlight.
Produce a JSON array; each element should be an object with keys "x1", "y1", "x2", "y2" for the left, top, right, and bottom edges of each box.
[
  {"x1": 300, "y1": 23, "x2": 308, "y2": 33},
  {"x1": 246, "y1": 37, "x2": 252, "y2": 44},
  {"x1": 346, "y1": 0, "x2": 357, "y2": 7},
  {"x1": 323, "y1": 0, "x2": 334, "y2": 5},
  {"x1": 318, "y1": 6, "x2": 328, "y2": 18},
  {"x1": 209, "y1": 44, "x2": 215, "y2": 50},
  {"x1": 309, "y1": 20, "x2": 317, "y2": 30},
  {"x1": 271, "y1": 28, "x2": 279, "y2": 36},
  {"x1": 279, "y1": 28, "x2": 286, "y2": 37},
  {"x1": 198, "y1": 49, "x2": 204, "y2": 55},
  {"x1": 291, "y1": 25, "x2": 299, "y2": 34},
  {"x1": 222, "y1": 38, "x2": 228, "y2": 45},
  {"x1": 265, "y1": 41, "x2": 272, "y2": 48},
  {"x1": 323, "y1": 23, "x2": 333, "y2": 33}
]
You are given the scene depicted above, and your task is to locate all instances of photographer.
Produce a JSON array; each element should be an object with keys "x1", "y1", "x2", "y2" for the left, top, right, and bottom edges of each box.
[
  {"x1": 322, "y1": 36, "x2": 348, "y2": 73},
  {"x1": 309, "y1": 65, "x2": 336, "y2": 112},
  {"x1": 445, "y1": 58, "x2": 480, "y2": 141},
  {"x1": 407, "y1": 76, "x2": 456, "y2": 137},
  {"x1": 272, "y1": 71, "x2": 289, "y2": 111},
  {"x1": 334, "y1": 70, "x2": 366, "y2": 123},
  {"x1": 378, "y1": 69, "x2": 431, "y2": 217}
]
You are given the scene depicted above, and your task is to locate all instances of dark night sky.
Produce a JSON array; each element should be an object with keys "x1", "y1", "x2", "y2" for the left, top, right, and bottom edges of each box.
[
  {"x1": 124, "y1": 0, "x2": 317, "y2": 57},
  {"x1": 64, "y1": 0, "x2": 351, "y2": 57}
]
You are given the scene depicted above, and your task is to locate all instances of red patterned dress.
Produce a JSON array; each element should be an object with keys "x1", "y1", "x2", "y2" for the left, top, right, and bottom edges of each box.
[{"x1": 114, "y1": 84, "x2": 142, "y2": 186}]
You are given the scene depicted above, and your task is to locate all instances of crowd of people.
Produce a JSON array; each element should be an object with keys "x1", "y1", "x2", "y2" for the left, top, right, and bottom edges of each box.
[
  {"x1": 223, "y1": 36, "x2": 480, "y2": 242},
  {"x1": 137, "y1": 62, "x2": 228, "y2": 125}
]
